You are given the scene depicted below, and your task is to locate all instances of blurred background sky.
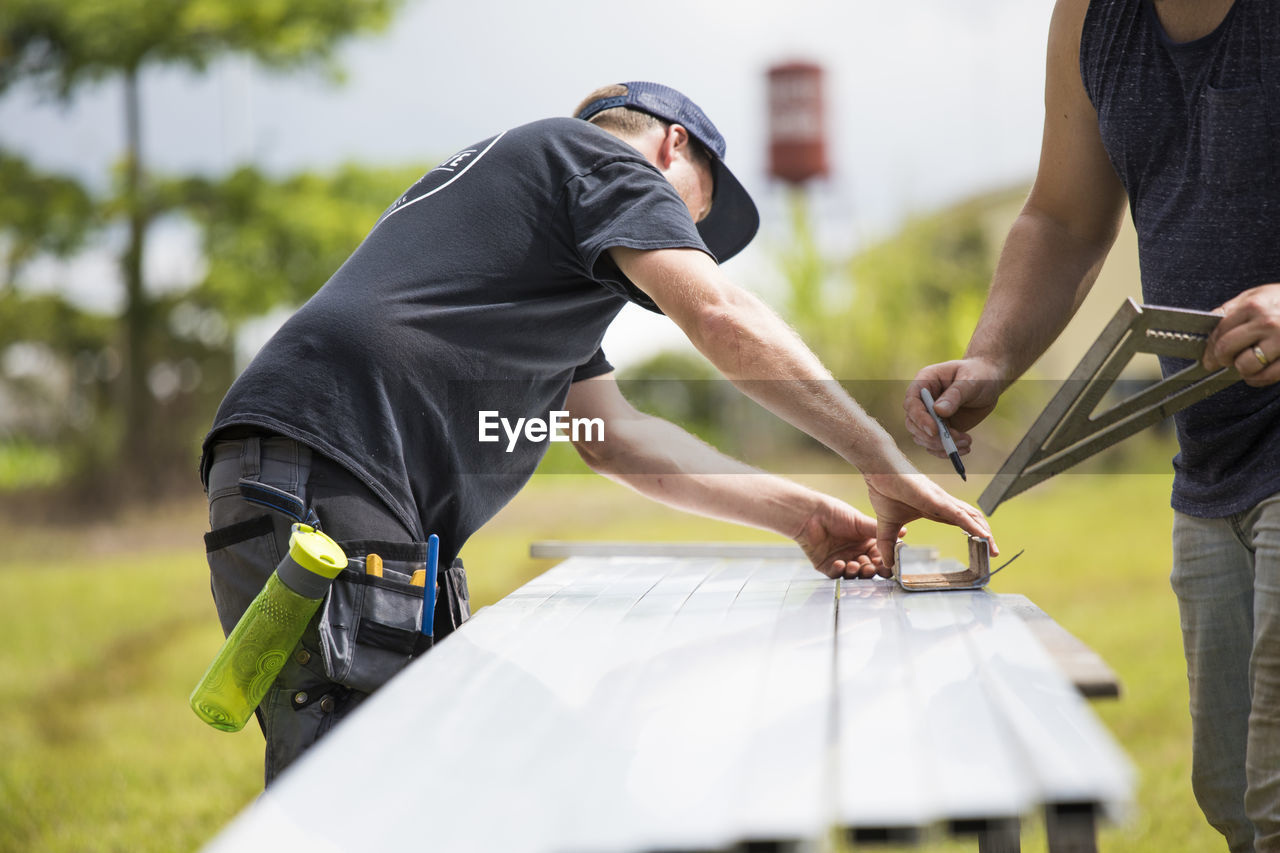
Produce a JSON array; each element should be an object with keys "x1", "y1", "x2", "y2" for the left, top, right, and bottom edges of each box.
[{"x1": 0, "y1": 0, "x2": 1055, "y2": 367}]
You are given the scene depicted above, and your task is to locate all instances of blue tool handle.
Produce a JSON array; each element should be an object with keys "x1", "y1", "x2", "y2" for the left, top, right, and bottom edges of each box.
[{"x1": 422, "y1": 534, "x2": 439, "y2": 637}]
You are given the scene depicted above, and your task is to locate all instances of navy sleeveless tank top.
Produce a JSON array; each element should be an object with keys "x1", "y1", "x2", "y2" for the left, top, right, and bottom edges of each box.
[{"x1": 1080, "y1": 0, "x2": 1280, "y2": 517}]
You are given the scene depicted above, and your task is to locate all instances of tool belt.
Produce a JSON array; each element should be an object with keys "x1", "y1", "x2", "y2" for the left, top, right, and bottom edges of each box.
[
  {"x1": 218, "y1": 462, "x2": 471, "y2": 697},
  {"x1": 318, "y1": 541, "x2": 470, "y2": 694}
]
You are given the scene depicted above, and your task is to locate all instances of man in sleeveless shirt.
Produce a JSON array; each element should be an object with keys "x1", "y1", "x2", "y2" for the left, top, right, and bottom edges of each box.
[
  {"x1": 203, "y1": 82, "x2": 996, "y2": 783},
  {"x1": 904, "y1": 2, "x2": 1280, "y2": 849}
]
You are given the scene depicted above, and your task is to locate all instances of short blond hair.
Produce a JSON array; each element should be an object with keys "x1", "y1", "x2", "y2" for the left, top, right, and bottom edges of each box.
[
  {"x1": 573, "y1": 84, "x2": 665, "y2": 136},
  {"x1": 573, "y1": 84, "x2": 712, "y2": 167}
]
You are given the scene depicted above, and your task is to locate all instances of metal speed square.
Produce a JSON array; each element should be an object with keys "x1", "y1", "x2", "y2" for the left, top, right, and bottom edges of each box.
[{"x1": 979, "y1": 298, "x2": 1238, "y2": 515}]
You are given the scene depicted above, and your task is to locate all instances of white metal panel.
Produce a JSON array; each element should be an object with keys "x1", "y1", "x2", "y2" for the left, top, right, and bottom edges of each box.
[
  {"x1": 203, "y1": 554, "x2": 1132, "y2": 853},
  {"x1": 529, "y1": 558, "x2": 833, "y2": 852},
  {"x1": 834, "y1": 583, "x2": 1035, "y2": 833},
  {"x1": 832, "y1": 583, "x2": 1133, "y2": 836},
  {"x1": 726, "y1": 571, "x2": 837, "y2": 843},
  {"x1": 960, "y1": 595, "x2": 1134, "y2": 819}
]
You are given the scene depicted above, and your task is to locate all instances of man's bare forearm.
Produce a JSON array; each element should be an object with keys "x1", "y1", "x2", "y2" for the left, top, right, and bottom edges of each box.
[
  {"x1": 612, "y1": 247, "x2": 910, "y2": 474},
  {"x1": 693, "y1": 287, "x2": 908, "y2": 470},
  {"x1": 575, "y1": 409, "x2": 822, "y2": 539},
  {"x1": 963, "y1": 0, "x2": 1128, "y2": 388}
]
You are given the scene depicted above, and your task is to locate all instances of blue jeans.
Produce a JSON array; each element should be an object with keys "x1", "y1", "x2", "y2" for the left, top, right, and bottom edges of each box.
[{"x1": 1172, "y1": 494, "x2": 1280, "y2": 852}]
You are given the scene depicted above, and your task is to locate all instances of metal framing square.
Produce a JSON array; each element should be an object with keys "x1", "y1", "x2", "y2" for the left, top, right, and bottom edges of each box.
[{"x1": 979, "y1": 298, "x2": 1236, "y2": 515}]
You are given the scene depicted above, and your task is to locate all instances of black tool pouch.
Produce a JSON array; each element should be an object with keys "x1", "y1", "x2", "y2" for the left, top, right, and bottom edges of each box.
[
  {"x1": 314, "y1": 540, "x2": 470, "y2": 694},
  {"x1": 435, "y1": 557, "x2": 471, "y2": 638}
]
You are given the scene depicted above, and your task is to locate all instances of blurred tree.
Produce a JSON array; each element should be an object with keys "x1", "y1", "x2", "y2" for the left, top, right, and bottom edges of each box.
[
  {"x1": 0, "y1": 161, "x2": 425, "y2": 497},
  {"x1": 819, "y1": 205, "x2": 993, "y2": 441},
  {"x1": 844, "y1": 207, "x2": 991, "y2": 380},
  {"x1": 0, "y1": 151, "x2": 94, "y2": 286},
  {"x1": 777, "y1": 189, "x2": 848, "y2": 365},
  {"x1": 177, "y1": 163, "x2": 422, "y2": 324},
  {"x1": 0, "y1": 0, "x2": 402, "y2": 490}
]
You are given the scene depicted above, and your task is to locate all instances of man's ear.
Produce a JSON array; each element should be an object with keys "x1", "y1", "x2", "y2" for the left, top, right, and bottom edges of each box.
[{"x1": 656, "y1": 124, "x2": 690, "y2": 170}]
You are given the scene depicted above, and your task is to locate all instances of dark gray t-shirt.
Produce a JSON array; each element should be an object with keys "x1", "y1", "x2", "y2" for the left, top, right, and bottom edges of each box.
[
  {"x1": 1081, "y1": 0, "x2": 1280, "y2": 517},
  {"x1": 204, "y1": 117, "x2": 710, "y2": 560}
]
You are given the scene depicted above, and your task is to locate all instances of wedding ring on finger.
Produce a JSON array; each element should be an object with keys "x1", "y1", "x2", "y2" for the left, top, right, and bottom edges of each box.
[{"x1": 1253, "y1": 345, "x2": 1271, "y2": 368}]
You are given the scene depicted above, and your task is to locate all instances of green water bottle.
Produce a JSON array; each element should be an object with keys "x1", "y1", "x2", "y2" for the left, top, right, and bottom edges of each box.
[{"x1": 190, "y1": 523, "x2": 347, "y2": 732}]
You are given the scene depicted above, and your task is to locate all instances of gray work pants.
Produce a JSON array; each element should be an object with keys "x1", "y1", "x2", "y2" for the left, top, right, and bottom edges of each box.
[
  {"x1": 1172, "y1": 494, "x2": 1280, "y2": 852},
  {"x1": 203, "y1": 434, "x2": 465, "y2": 785}
]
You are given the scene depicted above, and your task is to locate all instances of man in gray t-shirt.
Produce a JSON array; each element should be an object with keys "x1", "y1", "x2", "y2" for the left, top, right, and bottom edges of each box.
[{"x1": 202, "y1": 81, "x2": 995, "y2": 783}]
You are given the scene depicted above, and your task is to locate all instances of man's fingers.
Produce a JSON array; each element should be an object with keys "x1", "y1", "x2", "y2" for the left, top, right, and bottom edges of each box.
[
  {"x1": 827, "y1": 553, "x2": 880, "y2": 580},
  {"x1": 907, "y1": 409, "x2": 973, "y2": 456},
  {"x1": 952, "y1": 505, "x2": 998, "y2": 556},
  {"x1": 1205, "y1": 286, "x2": 1280, "y2": 370},
  {"x1": 903, "y1": 397, "x2": 938, "y2": 441},
  {"x1": 849, "y1": 555, "x2": 876, "y2": 580},
  {"x1": 876, "y1": 517, "x2": 902, "y2": 569},
  {"x1": 931, "y1": 389, "x2": 961, "y2": 418},
  {"x1": 1241, "y1": 357, "x2": 1280, "y2": 387},
  {"x1": 1209, "y1": 324, "x2": 1261, "y2": 370},
  {"x1": 912, "y1": 442, "x2": 950, "y2": 460},
  {"x1": 919, "y1": 496, "x2": 997, "y2": 555},
  {"x1": 905, "y1": 367, "x2": 964, "y2": 435}
]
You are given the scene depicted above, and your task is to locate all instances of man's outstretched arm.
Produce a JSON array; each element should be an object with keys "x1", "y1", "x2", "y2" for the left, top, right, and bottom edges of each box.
[
  {"x1": 605, "y1": 245, "x2": 993, "y2": 566},
  {"x1": 565, "y1": 372, "x2": 895, "y2": 579},
  {"x1": 903, "y1": 0, "x2": 1129, "y2": 456}
]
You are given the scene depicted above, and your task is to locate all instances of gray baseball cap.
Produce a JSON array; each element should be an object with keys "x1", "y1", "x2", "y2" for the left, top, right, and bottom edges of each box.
[{"x1": 576, "y1": 81, "x2": 760, "y2": 263}]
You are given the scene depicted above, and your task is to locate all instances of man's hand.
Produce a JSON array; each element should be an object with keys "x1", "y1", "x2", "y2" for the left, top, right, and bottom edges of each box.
[
  {"x1": 794, "y1": 497, "x2": 897, "y2": 580},
  {"x1": 1204, "y1": 284, "x2": 1280, "y2": 387},
  {"x1": 903, "y1": 358, "x2": 1005, "y2": 457},
  {"x1": 864, "y1": 472, "x2": 995, "y2": 569}
]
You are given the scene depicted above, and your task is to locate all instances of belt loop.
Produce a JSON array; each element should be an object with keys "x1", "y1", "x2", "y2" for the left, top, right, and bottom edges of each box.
[
  {"x1": 241, "y1": 436, "x2": 262, "y2": 481},
  {"x1": 294, "y1": 442, "x2": 312, "y2": 496}
]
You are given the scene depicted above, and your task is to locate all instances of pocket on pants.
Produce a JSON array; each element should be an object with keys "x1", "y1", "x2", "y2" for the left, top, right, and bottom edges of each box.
[
  {"x1": 261, "y1": 655, "x2": 362, "y2": 784},
  {"x1": 316, "y1": 541, "x2": 433, "y2": 693},
  {"x1": 204, "y1": 514, "x2": 286, "y2": 638},
  {"x1": 435, "y1": 558, "x2": 471, "y2": 640},
  {"x1": 314, "y1": 543, "x2": 474, "y2": 692}
]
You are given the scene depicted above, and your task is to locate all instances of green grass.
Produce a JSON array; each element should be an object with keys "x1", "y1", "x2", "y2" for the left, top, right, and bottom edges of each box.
[
  {"x1": 0, "y1": 441, "x2": 66, "y2": 491},
  {"x1": 0, "y1": 510, "x2": 262, "y2": 852},
  {"x1": 0, "y1": 459, "x2": 1222, "y2": 852}
]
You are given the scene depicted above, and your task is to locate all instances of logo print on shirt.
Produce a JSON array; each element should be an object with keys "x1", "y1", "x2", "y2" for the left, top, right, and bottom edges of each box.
[
  {"x1": 375, "y1": 131, "x2": 507, "y2": 228},
  {"x1": 432, "y1": 149, "x2": 477, "y2": 173}
]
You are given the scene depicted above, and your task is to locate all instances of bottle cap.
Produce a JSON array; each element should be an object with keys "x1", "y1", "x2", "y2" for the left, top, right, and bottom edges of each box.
[{"x1": 288, "y1": 524, "x2": 348, "y2": 579}]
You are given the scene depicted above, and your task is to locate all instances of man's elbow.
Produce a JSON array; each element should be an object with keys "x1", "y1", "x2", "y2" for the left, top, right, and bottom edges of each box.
[
  {"x1": 571, "y1": 413, "x2": 652, "y2": 476},
  {"x1": 571, "y1": 417, "x2": 631, "y2": 474},
  {"x1": 572, "y1": 434, "x2": 614, "y2": 473},
  {"x1": 682, "y1": 290, "x2": 760, "y2": 367}
]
